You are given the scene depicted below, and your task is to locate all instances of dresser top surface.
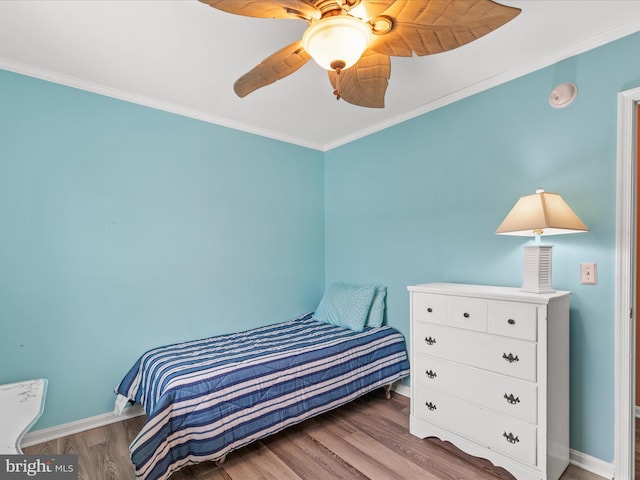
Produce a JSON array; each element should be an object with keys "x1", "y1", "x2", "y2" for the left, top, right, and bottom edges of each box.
[{"x1": 407, "y1": 282, "x2": 570, "y2": 304}]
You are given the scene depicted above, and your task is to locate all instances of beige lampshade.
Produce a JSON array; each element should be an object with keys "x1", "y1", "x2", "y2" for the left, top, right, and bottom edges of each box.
[{"x1": 496, "y1": 189, "x2": 588, "y2": 236}]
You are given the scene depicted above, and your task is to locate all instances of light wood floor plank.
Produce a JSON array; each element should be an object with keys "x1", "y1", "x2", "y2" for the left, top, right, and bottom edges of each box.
[
  {"x1": 304, "y1": 420, "x2": 407, "y2": 480},
  {"x1": 223, "y1": 441, "x2": 302, "y2": 480},
  {"x1": 263, "y1": 424, "x2": 369, "y2": 480},
  {"x1": 342, "y1": 429, "x2": 442, "y2": 480}
]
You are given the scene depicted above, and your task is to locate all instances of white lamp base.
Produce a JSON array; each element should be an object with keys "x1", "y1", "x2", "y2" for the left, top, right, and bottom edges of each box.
[{"x1": 521, "y1": 245, "x2": 556, "y2": 294}]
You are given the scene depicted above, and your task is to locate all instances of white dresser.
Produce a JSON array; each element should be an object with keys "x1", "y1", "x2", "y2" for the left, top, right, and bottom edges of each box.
[{"x1": 407, "y1": 283, "x2": 569, "y2": 480}]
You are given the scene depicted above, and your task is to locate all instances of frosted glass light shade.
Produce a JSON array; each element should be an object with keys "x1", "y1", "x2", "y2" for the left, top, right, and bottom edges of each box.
[{"x1": 302, "y1": 16, "x2": 371, "y2": 70}]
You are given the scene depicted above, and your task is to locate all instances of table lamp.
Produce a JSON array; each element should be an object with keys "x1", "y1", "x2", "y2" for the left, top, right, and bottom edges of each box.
[{"x1": 496, "y1": 188, "x2": 588, "y2": 293}]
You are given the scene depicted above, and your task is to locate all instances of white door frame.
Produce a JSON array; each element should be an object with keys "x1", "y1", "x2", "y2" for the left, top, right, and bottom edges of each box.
[{"x1": 615, "y1": 86, "x2": 639, "y2": 480}]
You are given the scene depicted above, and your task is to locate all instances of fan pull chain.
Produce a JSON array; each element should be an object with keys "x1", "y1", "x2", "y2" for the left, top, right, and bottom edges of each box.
[
  {"x1": 330, "y1": 60, "x2": 345, "y2": 101},
  {"x1": 333, "y1": 68, "x2": 342, "y2": 101}
]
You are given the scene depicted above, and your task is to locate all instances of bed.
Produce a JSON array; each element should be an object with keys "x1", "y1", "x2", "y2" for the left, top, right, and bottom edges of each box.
[{"x1": 115, "y1": 284, "x2": 410, "y2": 480}]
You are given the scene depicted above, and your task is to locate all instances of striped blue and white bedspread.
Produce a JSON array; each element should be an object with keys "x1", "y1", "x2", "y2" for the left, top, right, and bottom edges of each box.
[{"x1": 114, "y1": 313, "x2": 410, "y2": 480}]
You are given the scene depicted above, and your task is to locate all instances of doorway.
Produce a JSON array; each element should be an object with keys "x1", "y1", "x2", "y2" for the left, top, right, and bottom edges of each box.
[
  {"x1": 637, "y1": 102, "x2": 640, "y2": 479},
  {"x1": 615, "y1": 86, "x2": 640, "y2": 480}
]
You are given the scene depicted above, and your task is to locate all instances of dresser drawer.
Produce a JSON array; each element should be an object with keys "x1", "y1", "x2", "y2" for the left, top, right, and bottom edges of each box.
[
  {"x1": 488, "y1": 301, "x2": 538, "y2": 341},
  {"x1": 448, "y1": 297, "x2": 488, "y2": 332},
  {"x1": 414, "y1": 323, "x2": 537, "y2": 381},
  {"x1": 414, "y1": 385, "x2": 537, "y2": 466},
  {"x1": 412, "y1": 293, "x2": 448, "y2": 325},
  {"x1": 414, "y1": 354, "x2": 537, "y2": 424}
]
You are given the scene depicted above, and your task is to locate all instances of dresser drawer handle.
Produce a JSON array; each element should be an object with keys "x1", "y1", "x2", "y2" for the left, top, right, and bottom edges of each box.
[
  {"x1": 502, "y1": 352, "x2": 519, "y2": 363},
  {"x1": 507, "y1": 318, "x2": 516, "y2": 325},
  {"x1": 463, "y1": 312, "x2": 470, "y2": 318},
  {"x1": 425, "y1": 336, "x2": 437, "y2": 345},
  {"x1": 504, "y1": 393, "x2": 521, "y2": 405},
  {"x1": 503, "y1": 432, "x2": 520, "y2": 444},
  {"x1": 427, "y1": 307, "x2": 433, "y2": 313},
  {"x1": 425, "y1": 369, "x2": 437, "y2": 379},
  {"x1": 425, "y1": 401, "x2": 437, "y2": 411}
]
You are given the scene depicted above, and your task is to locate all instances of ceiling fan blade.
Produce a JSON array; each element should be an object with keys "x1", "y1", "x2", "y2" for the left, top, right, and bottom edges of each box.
[
  {"x1": 199, "y1": 0, "x2": 320, "y2": 20},
  {"x1": 234, "y1": 40, "x2": 311, "y2": 98},
  {"x1": 328, "y1": 50, "x2": 390, "y2": 108},
  {"x1": 369, "y1": 0, "x2": 521, "y2": 57}
]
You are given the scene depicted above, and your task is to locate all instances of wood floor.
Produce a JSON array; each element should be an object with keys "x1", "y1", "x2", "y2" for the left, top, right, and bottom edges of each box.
[{"x1": 25, "y1": 390, "x2": 603, "y2": 480}]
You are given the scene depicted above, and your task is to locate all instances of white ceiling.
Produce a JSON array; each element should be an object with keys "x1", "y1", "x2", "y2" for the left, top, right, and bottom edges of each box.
[{"x1": 2, "y1": 1, "x2": 640, "y2": 151}]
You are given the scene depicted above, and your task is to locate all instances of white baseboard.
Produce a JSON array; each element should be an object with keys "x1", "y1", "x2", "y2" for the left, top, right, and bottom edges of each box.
[
  {"x1": 570, "y1": 449, "x2": 614, "y2": 479},
  {"x1": 21, "y1": 390, "x2": 614, "y2": 480},
  {"x1": 392, "y1": 383, "x2": 410, "y2": 398},
  {"x1": 21, "y1": 405, "x2": 144, "y2": 449}
]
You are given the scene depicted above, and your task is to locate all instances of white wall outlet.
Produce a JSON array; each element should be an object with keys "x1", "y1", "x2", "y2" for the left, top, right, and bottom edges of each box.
[{"x1": 580, "y1": 263, "x2": 597, "y2": 285}]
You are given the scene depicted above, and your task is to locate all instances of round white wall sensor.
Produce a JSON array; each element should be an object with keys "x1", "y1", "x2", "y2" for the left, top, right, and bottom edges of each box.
[{"x1": 549, "y1": 83, "x2": 578, "y2": 108}]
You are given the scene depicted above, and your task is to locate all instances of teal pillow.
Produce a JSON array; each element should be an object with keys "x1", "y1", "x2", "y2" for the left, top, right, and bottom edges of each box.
[
  {"x1": 365, "y1": 286, "x2": 386, "y2": 328},
  {"x1": 313, "y1": 283, "x2": 376, "y2": 332}
]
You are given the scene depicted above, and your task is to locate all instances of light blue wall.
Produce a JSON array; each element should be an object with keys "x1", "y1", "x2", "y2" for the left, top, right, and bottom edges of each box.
[
  {"x1": 325, "y1": 32, "x2": 640, "y2": 462},
  {"x1": 0, "y1": 70, "x2": 325, "y2": 429}
]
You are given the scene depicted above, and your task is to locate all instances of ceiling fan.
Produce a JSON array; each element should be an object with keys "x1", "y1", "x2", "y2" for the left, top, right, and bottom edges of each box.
[{"x1": 199, "y1": 0, "x2": 521, "y2": 108}]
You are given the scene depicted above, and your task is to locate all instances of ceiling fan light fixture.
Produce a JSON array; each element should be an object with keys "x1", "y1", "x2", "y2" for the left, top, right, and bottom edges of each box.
[{"x1": 302, "y1": 15, "x2": 371, "y2": 71}]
